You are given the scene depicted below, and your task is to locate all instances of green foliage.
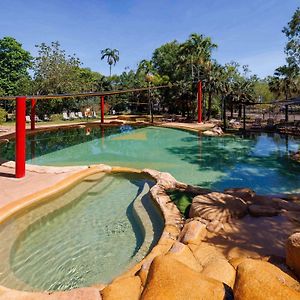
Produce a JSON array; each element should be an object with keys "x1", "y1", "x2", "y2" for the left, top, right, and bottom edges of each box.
[
  {"x1": 253, "y1": 80, "x2": 275, "y2": 103},
  {"x1": 167, "y1": 190, "x2": 193, "y2": 218},
  {"x1": 100, "y1": 48, "x2": 120, "y2": 76},
  {"x1": 0, "y1": 108, "x2": 7, "y2": 124},
  {"x1": 283, "y1": 7, "x2": 300, "y2": 70},
  {"x1": 0, "y1": 37, "x2": 32, "y2": 96}
]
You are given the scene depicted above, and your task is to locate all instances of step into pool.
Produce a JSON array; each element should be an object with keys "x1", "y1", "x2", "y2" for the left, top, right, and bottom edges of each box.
[{"x1": 0, "y1": 172, "x2": 163, "y2": 291}]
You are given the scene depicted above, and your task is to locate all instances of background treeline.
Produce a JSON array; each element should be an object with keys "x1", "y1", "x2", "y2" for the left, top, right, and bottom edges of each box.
[{"x1": 0, "y1": 7, "x2": 299, "y2": 120}]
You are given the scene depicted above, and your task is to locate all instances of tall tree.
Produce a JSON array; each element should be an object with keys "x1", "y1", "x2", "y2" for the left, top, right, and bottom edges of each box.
[
  {"x1": 283, "y1": 7, "x2": 300, "y2": 71},
  {"x1": 100, "y1": 48, "x2": 119, "y2": 76},
  {"x1": 0, "y1": 37, "x2": 32, "y2": 96},
  {"x1": 33, "y1": 41, "x2": 81, "y2": 95}
]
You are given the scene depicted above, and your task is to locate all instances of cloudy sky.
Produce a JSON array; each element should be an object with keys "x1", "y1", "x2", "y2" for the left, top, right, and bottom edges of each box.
[{"x1": 1, "y1": 0, "x2": 299, "y2": 78}]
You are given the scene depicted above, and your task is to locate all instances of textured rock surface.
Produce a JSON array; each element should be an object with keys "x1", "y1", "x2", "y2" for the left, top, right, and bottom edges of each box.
[
  {"x1": 286, "y1": 233, "x2": 300, "y2": 278},
  {"x1": 101, "y1": 276, "x2": 141, "y2": 300},
  {"x1": 234, "y1": 259, "x2": 300, "y2": 300},
  {"x1": 249, "y1": 204, "x2": 279, "y2": 217},
  {"x1": 141, "y1": 255, "x2": 227, "y2": 300},
  {"x1": 178, "y1": 220, "x2": 207, "y2": 245},
  {"x1": 189, "y1": 192, "x2": 248, "y2": 223},
  {"x1": 189, "y1": 243, "x2": 236, "y2": 287},
  {"x1": 224, "y1": 187, "x2": 255, "y2": 203},
  {"x1": 166, "y1": 241, "x2": 202, "y2": 272}
]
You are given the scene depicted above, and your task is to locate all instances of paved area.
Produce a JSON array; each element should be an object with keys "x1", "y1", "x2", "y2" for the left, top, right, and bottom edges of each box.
[{"x1": 0, "y1": 163, "x2": 85, "y2": 209}]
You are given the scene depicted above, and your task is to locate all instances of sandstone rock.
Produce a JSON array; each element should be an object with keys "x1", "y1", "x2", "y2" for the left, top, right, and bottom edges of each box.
[
  {"x1": 166, "y1": 241, "x2": 202, "y2": 272},
  {"x1": 178, "y1": 220, "x2": 207, "y2": 245},
  {"x1": 189, "y1": 243, "x2": 225, "y2": 267},
  {"x1": 249, "y1": 204, "x2": 279, "y2": 217},
  {"x1": 189, "y1": 192, "x2": 248, "y2": 223},
  {"x1": 250, "y1": 195, "x2": 282, "y2": 208},
  {"x1": 224, "y1": 187, "x2": 255, "y2": 203},
  {"x1": 189, "y1": 243, "x2": 235, "y2": 287},
  {"x1": 286, "y1": 233, "x2": 300, "y2": 278},
  {"x1": 141, "y1": 255, "x2": 227, "y2": 300},
  {"x1": 202, "y1": 130, "x2": 218, "y2": 136},
  {"x1": 201, "y1": 257, "x2": 236, "y2": 288},
  {"x1": 101, "y1": 276, "x2": 141, "y2": 300},
  {"x1": 206, "y1": 220, "x2": 224, "y2": 233},
  {"x1": 277, "y1": 199, "x2": 300, "y2": 212},
  {"x1": 234, "y1": 259, "x2": 300, "y2": 300},
  {"x1": 185, "y1": 185, "x2": 212, "y2": 195}
]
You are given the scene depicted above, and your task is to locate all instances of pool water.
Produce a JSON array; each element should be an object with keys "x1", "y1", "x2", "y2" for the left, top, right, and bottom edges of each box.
[
  {"x1": 0, "y1": 173, "x2": 163, "y2": 291},
  {"x1": 1, "y1": 126, "x2": 299, "y2": 194}
]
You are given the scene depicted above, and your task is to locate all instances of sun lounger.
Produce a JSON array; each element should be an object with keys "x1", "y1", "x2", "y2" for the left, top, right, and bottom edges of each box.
[
  {"x1": 69, "y1": 112, "x2": 78, "y2": 119},
  {"x1": 43, "y1": 114, "x2": 51, "y2": 121},
  {"x1": 62, "y1": 112, "x2": 70, "y2": 120},
  {"x1": 77, "y1": 112, "x2": 84, "y2": 119},
  {"x1": 35, "y1": 115, "x2": 42, "y2": 122}
]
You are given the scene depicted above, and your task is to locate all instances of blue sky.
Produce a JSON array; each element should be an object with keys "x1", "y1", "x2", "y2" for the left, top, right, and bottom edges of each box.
[{"x1": 1, "y1": 0, "x2": 299, "y2": 78}]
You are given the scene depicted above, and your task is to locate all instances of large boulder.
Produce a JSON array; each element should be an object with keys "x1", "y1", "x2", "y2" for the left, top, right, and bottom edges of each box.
[
  {"x1": 234, "y1": 259, "x2": 300, "y2": 300},
  {"x1": 166, "y1": 241, "x2": 202, "y2": 272},
  {"x1": 178, "y1": 220, "x2": 207, "y2": 245},
  {"x1": 224, "y1": 187, "x2": 255, "y2": 203},
  {"x1": 249, "y1": 204, "x2": 279, "y2": 217},
  {"x1": 286, "y1": 233, "x2": 300, "y2": 278},
  {"x1": 141, "y1": 255, "x2": 228, "y2": 300},
  {"x1": 189, "y1": 243, "x2": 236, "y2": 287},
  {"x1": 189, "y1": 192, "x2": 248, "y2": 223},
  {"x1": 101, "y1": 276, "x2": 141, "y2": 300}
]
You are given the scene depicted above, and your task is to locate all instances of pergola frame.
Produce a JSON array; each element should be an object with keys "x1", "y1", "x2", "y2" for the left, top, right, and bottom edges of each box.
[{"x1": 0, "y1": 85, "x2": 176, "y2": 178}]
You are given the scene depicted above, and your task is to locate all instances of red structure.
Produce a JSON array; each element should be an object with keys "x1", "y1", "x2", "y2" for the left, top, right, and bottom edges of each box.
[
  {"x1": 101, "y1": 96, "x2": 105, "y2": 124},
  {"x1": 30, "y1": 98, "x2": 36, "y2": 130},
  {"x1": 197, "y1": 80, "x2": 203, "y2": 123},
  {"x1": 2, "y1": 85, "x2": 169, "y2": 178},
  {"x1": 15, "y1": 96, "x2": 26, "y2": 178}
]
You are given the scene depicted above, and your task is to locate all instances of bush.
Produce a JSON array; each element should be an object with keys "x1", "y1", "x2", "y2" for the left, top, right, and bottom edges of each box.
[{"x1": 0, "y1": 108, "x2": 7, "y2": 124}]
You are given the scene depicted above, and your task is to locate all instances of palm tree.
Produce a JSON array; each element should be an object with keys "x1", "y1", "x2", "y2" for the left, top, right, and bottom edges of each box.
[
  {"x1": 269, "y1": 65, "x2": 299, "y2": 100},
  {"x1": 101, "y1": 48, "x2": 119, "y2": 76}
]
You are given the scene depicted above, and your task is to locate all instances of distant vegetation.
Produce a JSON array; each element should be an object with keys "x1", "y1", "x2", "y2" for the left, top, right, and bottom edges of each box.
[{"x1": 0, "y1": 7, "x2": 299, "y2": 120}]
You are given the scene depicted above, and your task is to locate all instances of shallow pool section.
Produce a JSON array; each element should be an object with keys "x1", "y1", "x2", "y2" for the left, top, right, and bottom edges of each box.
[
  {"x1": 0, "y1": 172, "x2": 163, "y2": 291},
  {"x1": 1, "y1": 126, "x2": 300, "y2": 194}
]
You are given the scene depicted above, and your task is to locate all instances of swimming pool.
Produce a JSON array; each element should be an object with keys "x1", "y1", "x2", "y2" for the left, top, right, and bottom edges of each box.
[
  {"x1": 0, "y1": 172, "x2": 164, "y2": 291},
  {"x1": 1, "y1": 125, "x2": 300, "y2": 194}
]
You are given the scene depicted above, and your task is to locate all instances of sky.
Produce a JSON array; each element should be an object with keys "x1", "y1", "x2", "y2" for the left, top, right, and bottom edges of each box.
[{"x1": 0, "y1": 0, "x2": 299, "y2": 78}]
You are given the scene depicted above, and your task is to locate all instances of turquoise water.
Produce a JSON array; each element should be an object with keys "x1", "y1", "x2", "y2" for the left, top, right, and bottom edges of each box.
[
  {"x1": 0, "y1": 173, "x2": 163, "y2": 291},
  {"x1": 1, "y1": 126, "x2": 300, "y2": 194}
]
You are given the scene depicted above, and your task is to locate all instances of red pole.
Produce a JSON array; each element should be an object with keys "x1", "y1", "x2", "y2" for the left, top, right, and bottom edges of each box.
[
  {"x1": 197, "y1": 80, "x2": 202, "y2": 123},
  {"x1": 101, "y1": 96, "x2": 104, "y2": 124},
  {"x1": 16, "y1": 96, "x2": 26, "y2": 178},
  {"x1": 30, "y1": 98, "x2": 36, "y2": 130}
]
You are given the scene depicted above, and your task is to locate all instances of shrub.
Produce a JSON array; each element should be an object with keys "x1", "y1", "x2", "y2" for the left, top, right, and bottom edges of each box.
[{"x1": 0, "y1": 108, "x2": 7, "y2": 124}]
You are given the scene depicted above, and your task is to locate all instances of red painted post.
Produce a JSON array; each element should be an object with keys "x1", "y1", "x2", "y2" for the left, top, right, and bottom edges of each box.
[
  {"x1": 101, "y1": 96, "x2": 104, "y2": 124},
  {"x1": 30, "y1": 98, "x2": 36, "y2": 130},
  {"x1": 197, "y1": 80, "x2": 202, "y2": 123},
  {"x1": 16, "y1": 96, "x2": 26, "y2": 178}
]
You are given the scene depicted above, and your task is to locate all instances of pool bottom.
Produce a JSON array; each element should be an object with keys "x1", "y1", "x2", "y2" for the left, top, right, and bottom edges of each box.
[{"x1": 0, "y1": 172, "x2": 164, "y2": 292}]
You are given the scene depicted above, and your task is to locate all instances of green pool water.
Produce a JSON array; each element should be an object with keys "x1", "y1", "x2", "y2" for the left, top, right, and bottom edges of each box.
[
  {"x1": 0, "y1": 173, "x2": 163, "y2": 291},
  {"x1": 1, "y1": 125, "x2": 300, "y2": 194}
]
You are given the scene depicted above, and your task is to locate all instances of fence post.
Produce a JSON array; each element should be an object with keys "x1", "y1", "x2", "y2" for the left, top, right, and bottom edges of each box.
[
  {"x1": 16, "y1": 96, "x2": 26, "y2": 178},
  {"x1": 197, "y1": 80, "x2": 202, "y2": 123},
  {"x1": 101, "y1": 96, "x2": 104, "y2": 124},
  {"x1": 30, "y1": 98, "x2": 36, "y2": 130}
]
